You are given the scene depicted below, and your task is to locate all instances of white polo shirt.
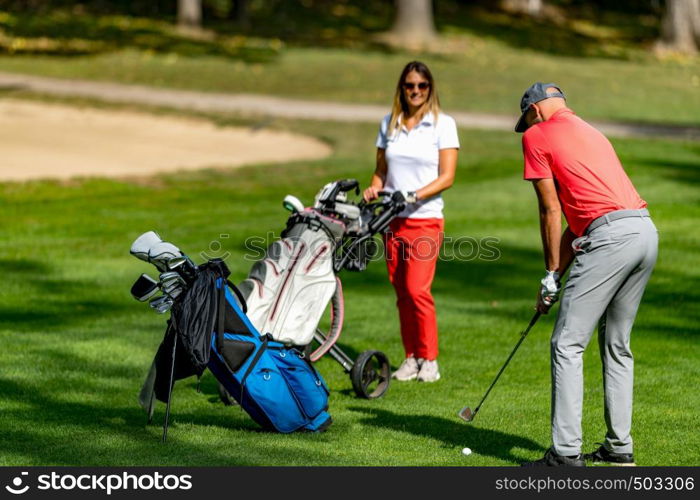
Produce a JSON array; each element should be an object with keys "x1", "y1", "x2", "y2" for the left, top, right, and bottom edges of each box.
[{"x1": 376, "y1": 111, "x2": 460, "y2": 219}]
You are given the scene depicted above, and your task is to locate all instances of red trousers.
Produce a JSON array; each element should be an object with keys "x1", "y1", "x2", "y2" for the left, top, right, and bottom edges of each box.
[{"x1": 384, "y1": 217, "x2": 444, "y2": 361}]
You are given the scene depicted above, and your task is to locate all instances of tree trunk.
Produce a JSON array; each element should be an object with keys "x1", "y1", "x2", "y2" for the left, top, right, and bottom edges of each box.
[
  {"x1": 233, "y1": 0, "x2": 250, "y2": 30},
  {"x1": 658, "y1": 0, "x2": 700, "y2": 54},
  {"x1": 178, "y1": 0, "x2": 202, "y2": 29},
  {"x1": 501, "y1": 0, "x2": 543, "y2": 17},
  {"x1": 390, "y1": 0, "x2": 436, "y2": 48}
]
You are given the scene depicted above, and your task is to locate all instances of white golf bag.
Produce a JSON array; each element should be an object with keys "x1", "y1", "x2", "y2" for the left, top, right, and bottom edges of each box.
[
  {"x1": 237, "y1": 207, "x2": 346, "y2": 347},
  {"x1": 227, "y1": 179, "x2": 405, "y2": 399}
]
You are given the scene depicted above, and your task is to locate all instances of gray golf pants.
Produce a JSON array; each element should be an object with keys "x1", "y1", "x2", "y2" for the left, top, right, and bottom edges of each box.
[{"x1": 551, "y1": 213, "x2": 658, "y2": 456}]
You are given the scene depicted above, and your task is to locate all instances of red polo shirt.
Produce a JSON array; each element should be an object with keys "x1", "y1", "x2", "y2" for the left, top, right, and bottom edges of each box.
[{"x1": 522, "y1": 108, "x2": 646, "y2": 236}]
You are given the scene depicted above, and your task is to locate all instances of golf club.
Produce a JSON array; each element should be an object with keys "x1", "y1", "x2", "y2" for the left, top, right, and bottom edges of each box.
[
  {"x1": 162, "y1": 283, "x2": 183, "y2": 299},
  {"x1": 130, "y1": 231, "x2": 162, "y2": 263},
  {"x1": 131, "y1": 274, "x2": 160, "y2": 302},
  {"x1": 167, "y1": 255, "x2": 198, "y2": 283},
  {"x1": 159, "y1": 271, "x2": 186, "y2": 286},
  {"x1": 149, "y1": 295, "x2": 174, "y2": 314},
  {"x1": 148, "y1": 241, "x2": 183, "y2": 272},
  {"x1": 458, "y1": 311, "x2": 541, "y2": 423}
]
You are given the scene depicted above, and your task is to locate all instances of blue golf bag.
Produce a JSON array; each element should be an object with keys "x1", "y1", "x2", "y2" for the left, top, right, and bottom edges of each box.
[
  {"x1": 133, "y1": 253, "x2": 331, "y2": 440},
  {"x1": 208, "y1": 275, "x2": 331, "y2": 433}
]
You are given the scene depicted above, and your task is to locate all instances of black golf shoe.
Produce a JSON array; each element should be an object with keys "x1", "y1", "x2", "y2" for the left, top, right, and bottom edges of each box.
[
  {"x1": 583, "y1": 445, "x2": 635, "y2": 466},
  {"x1": 522, "y1": 448, "x2": 585, "y2": 467}
]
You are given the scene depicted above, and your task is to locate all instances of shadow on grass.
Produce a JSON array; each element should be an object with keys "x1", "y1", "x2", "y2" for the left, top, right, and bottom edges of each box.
[
  {"x1": 0, "y1": 258, "x2": 134, "y2": 332},
  {"x1": 349, "y1": 406, "x2": 543, "y2": 464},
  {"x1": 633, "y1": 158, "x2": 700, "y2": 186},
  {"x1": 0, "y1": 374, "x2": 330, "y2": 465},
  {"x1": 0, "y1": 295, "x2": 132, "y2": 333},
  {"x1": 637, "y1": 271, "x2": 700, "y2": 338},
  {"x1": 0, "y1": 258, "x2": 51, "y2": 275}
]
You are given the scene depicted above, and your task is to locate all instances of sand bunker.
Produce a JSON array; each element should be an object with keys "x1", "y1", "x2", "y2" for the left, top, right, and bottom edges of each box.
[{"x1": 0, "y1": 99, "x2": 332, "y2": 182}]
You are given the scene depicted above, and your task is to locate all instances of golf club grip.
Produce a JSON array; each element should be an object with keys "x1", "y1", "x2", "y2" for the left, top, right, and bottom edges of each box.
[
  {"x1": 369, "y1": 204, "x2": 400, "y2": 233},
  {"x1": 337, "y1": 179, "x2": 359, "y2": 192},
  {"x1": 333, "y1": 234, "x2": 369, "y2": 272}
]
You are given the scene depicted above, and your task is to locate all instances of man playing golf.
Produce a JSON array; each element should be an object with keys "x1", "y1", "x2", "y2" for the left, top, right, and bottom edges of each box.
[{"x1": 515, "y1": 83, "x2": 658, "y2": 466}]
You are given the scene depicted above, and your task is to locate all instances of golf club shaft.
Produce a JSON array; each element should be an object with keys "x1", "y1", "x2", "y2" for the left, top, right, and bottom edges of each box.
[{"x1": 472, "y1": 311, "x2": 541, "y2": 416}]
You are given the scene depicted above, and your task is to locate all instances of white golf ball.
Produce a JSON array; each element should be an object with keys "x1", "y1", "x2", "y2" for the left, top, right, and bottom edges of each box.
[{"x1": 461, "y1": 447, "x2": 472, "y2": 456}]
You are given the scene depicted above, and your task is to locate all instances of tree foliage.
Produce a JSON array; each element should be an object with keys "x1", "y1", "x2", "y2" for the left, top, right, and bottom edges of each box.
[{"x1": 0, "y1": 1, "x2": 697, "y2": 58}]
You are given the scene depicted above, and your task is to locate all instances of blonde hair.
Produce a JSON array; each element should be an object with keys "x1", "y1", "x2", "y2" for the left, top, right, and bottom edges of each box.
[{"x1": 388, "y1": 61, "x2": 441, "y2": 138}]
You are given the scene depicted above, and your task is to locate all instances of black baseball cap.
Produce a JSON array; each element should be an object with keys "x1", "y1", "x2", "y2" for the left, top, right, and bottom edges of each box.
[{"x1": 514, "y1": 82, "x2": 566, "y2": 133}]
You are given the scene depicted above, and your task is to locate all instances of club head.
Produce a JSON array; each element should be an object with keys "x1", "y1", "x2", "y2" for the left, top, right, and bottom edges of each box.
[
  {"x1": 148, "y1": 242, "x2": 183, "y2": 271},
  {"x1": 458, "y1": 406, "x2": 475, "y2": 422},
  {"x1": 159, "y1": 271, "x2": 185, "y2": 284},
  {"x1": 161, "y1": 280, "x2": 184, "y2": 299},
  {"x1": 160, "y1": 271, "x2": 186, "y2": 300},
  {"x1": 167, "y1": 255, "x2": 198, "y2": 282},
  {"x1": 149, "y1": 295, "x2": 173, "y2": 314},
  {"x1": 163, "y1": 286, "x2": 183, "y2": 299},
  {"x1": 131, "y1": 274, "x2": 160, "y2": 302},
  {"x1": 167, "y1": 256, "x2": 187, "y2": 270}
]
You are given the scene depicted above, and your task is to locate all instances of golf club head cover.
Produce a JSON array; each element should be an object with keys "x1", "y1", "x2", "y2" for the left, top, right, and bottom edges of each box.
[
  {"x1": 283, "y1": 194, "x2": 304, "y2": 213},
  {"x1": 148, "y1": 242, "x2": 183, "y2": 272},
  {"x1": 333, "y1": 202, "x2": 361, "y2": 220},
  {"x1": 130, "y1": 231, "x2": 162, "y2": 262}
]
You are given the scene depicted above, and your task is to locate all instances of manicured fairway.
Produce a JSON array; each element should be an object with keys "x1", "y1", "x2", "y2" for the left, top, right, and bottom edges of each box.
[
  {"x1": 1, "y1": 111, "x2": 698, "y2": 466},
  {"x1": 1, "y1": 44, "x2": 699, "y2": 126}
]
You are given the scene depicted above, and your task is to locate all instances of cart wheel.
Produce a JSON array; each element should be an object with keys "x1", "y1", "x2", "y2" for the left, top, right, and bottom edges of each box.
[
  {"x1": 350, "y1": 350, "x2": 390, "y2": 399},
  {"x1": 217, "y1": 382, "x2": 239, "y2": 406}
]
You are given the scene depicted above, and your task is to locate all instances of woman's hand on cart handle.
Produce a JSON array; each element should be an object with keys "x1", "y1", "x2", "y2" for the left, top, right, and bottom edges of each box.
[{"x1": 363, "y1": 186, "x2": 381, "y2": 202}]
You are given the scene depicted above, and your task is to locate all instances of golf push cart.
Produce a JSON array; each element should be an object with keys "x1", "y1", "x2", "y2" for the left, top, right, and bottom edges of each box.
[{"x1": 130, "y1": 179, "x2": 406, "y2": 400}]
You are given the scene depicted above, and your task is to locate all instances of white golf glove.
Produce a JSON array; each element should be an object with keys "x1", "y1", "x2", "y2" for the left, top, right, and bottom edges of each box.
[{"x1": 540, "y1": 270, "x2": 561, "y2": 307}]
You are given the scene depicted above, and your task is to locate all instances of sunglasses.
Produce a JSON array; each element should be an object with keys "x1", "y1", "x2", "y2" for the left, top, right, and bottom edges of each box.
[{"x1": 403, "y1": 82, "x2": 430, "y2": 91}]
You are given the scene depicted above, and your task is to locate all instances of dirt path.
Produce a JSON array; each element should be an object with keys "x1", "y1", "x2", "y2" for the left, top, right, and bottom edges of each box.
[
  {"x1": 1, "y1": 71, "x2": 699, "y2": 141},
  {"x1": 0, "y1": 99, "x2": 331, "y2": 182}
]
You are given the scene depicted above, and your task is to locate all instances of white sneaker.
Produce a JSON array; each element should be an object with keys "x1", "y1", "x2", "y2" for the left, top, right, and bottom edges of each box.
[
  {"x1": 392, "y1": 356, "x2": 421, "y2": 381},
  {"x1": 417, "y1": 359, "x2": 440, "y2": 382}
]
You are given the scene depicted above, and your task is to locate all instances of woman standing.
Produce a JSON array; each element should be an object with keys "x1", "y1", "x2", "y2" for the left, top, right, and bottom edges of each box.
[{"x1": 363, "y1": 61, "x2": 459, "y2": 382}]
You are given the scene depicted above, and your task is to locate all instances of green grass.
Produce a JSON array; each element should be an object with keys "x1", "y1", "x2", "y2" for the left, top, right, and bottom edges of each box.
[
  {"x1": 0, "y1": 110, "x2": 698, "y2": 466},
  {"x1": 1, "y1": 45, "x2": 699, "y2": 127}
]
